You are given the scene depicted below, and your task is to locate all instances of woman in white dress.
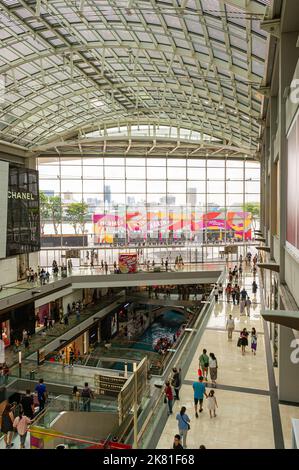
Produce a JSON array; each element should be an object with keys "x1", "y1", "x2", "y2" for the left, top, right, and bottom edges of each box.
[{"x1": 206, "y1": 390, "x2": 218, "y2": 418}]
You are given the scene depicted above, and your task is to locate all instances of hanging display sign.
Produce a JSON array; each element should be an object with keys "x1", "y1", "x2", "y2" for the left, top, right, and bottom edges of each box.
[{"x1": 118, "y1": 253, "x2": 138, "y2": 273}]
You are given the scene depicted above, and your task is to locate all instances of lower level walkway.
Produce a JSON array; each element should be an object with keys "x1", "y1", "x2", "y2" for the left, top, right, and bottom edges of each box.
[{"x1": 156, "y1": 267, "x2": 299, "y2": 449}]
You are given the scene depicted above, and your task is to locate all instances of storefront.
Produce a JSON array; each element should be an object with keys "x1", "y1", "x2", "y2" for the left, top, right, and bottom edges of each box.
[
  {"x1": 83, "y1": 288, "x2": 95, "y2": 305},
  {"x1": 48, "y1": 328, "x2": 91, "y2": 365},
  {"x1": 35, "y1": 303, "x2": 50, "y2": 331},
  {"x1": 0, "y1": 302, "x2": 35, "y2": 345},
  {"x1": 89, "y1": 324, "x2": 99, "y2": 347}
]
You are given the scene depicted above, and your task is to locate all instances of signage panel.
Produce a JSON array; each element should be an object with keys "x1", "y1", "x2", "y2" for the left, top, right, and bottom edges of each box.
[
  {"x1": 6, "y1": 164, "x2": 40, "y2": 257},
  {"x1": 0, "y1": 161, "x2": 9, "y2": 259}
]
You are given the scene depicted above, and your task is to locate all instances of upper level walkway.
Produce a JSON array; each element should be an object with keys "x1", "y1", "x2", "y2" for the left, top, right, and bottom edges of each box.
[
  {"x1": 0, "y1": 262, "x2": 223, "y2": 311},
  {"x1": 2, "y1": 291, "x2": 124, "y2": 368}
]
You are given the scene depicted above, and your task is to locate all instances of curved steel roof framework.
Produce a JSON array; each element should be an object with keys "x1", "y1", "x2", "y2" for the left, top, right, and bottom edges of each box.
[{"x1": 0, "y1": 0, "x2": 272, "y2": 158}]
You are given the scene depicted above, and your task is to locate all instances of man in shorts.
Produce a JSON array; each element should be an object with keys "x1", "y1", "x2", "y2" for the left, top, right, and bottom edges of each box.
[
  {"x1": 199, "y1": 349, "x2": 209, "y2": 379},
  {"x1": 193, "y1": 376, "x2": 208, "y2": 418}
]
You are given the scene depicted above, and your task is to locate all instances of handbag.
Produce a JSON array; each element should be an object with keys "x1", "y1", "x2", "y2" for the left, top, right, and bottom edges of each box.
[
  {"x1": 164, "y1": 396, "x2": 167, "y2": 404},
  {"x1": 181, "y1": 415, "x2": 190, "y2": 430},
  {"x1": 237, "y1": 337, "x2": 242, "y2": 347}
]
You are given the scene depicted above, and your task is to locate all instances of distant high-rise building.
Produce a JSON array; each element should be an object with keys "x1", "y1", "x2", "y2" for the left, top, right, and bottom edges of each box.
[
  {"x1": 187, "y1": 188, "x2": 197, "y2": 206},
  {"x1": 104, "y1": 185, "x2": 111, "y2": 204},
  {"x1": 62, "y1": 192, "x2": 74, "y2": 203},
  {"x1": 159, "y1": 195, "x2": 176, "y2": 205},
  {"x1": 127, "y1": 196, "x2": 135, "y2": 205},
  {"x1": 43, "y1": 190, "x2": 54, "y2": 198}
]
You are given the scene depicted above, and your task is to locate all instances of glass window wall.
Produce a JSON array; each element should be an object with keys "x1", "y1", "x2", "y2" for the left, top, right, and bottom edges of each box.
[{"x1": 38, "y1": 157, "x2": 260, "y2": 264}]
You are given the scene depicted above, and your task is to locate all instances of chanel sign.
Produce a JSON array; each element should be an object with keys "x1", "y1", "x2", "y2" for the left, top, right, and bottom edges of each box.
[{"x1": 8, "y1": 191, "x2": 35, "y2": 200}]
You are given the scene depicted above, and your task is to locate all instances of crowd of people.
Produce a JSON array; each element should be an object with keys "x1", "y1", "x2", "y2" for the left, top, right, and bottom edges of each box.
[
  {"x1": 164, "y1": 362, "x2": 218, "y2": 449},
  {"x1": 164, "y1": 250, "x2": 261, "y2": 449}
]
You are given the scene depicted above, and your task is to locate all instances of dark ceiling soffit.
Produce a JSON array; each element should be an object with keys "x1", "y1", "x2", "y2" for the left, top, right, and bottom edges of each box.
[
  {"x1": 257, "y1": 263, "x2": 280, "y2": 272},
  {"x1": 262, "y1": 309, "x2": 299, "y2": 331},
  {"x1": 256, "y1": 246, "x2": 271, "y2": 252}
]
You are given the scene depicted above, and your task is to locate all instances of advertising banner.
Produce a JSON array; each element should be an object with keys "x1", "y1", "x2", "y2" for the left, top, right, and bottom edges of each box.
[
  {"x1": 118, "y1": 253, "x2": 138, "y2": 273},
  {"x1": 93, "y1": 210, "x2": 253, "y2": 243}
]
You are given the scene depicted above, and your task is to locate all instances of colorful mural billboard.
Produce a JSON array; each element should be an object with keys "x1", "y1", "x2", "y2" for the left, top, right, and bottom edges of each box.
[
  {"x1": 118, "y1": 253, "x2": 138, "y2": 273},
  {"x1": 93, "y1": 210, "x2": 252, "y2": 243}
]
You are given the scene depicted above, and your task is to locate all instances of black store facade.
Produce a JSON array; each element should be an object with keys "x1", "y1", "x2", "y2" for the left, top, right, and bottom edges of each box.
[{"x1": 0, "y1": 301, "x2": 35, "y2": 347}]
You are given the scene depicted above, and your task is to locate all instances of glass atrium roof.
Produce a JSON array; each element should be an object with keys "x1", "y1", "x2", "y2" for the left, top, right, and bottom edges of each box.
[{"x1": 0, "y1": 0, "x2": 271, "y2": 156}]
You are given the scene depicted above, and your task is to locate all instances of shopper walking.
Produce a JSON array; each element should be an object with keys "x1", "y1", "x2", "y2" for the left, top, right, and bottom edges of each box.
[
  {"x1": 60, "y1": 350, "x2": 66, "y2": 367},
  {"x1": 81, "y1": 382, "x2": 94, "y2": 412},
  {"x1": 214, "y1": 285, "x2": 219, "y2": 303},
  {"x1": 173, "y1": 434, "x2": 184, "y2": 450},
  {"x1": 239, "y1": 328, "x2": 249, "y2": 355},
  {"x1": 69, "y1": 349, "x2": 75, "y2": 367},
  {"x1": 218, "y1": 283, "x2": 223, "y2": 298},
  {"x1": 72, "y1": 386, "x2": 80, "y2": 411},
  {"x1": 209, "y1": 353, "x2": 218, "y2": 387},
  {"x1": 164, "y1": 381, "x2": 174, "y2": 415},
  {"x1": 176, "y1": 406, "x2": 190, "y2": 448},
  {"x1": 199, "y1": 349, "x2": 209, "y2": 380},
  {"x1": 240, "y1": 288, "x2": 248, "y2": 301},
  {"x1": 35, "y1": 378, "x2": 47, "y2": 411},
  {"x1": 232, "y1": 285, "x2": 237, "y2": 305},
  {"x1": 240, "y1": 298, "x2": 246, "y2": 315},
  {"x1": 192, "y1": 376, "x2": 208, "y2": 417},
  {"x1": 226, "y1": 314, "x2": 235, "y2": 340},
  {"x1": 235, "y1": 285, "x2": 240, "y2": 305},
  {"x1": 104, "y1": 261, "x2": 108, "y2": 274},
  {"x1": 225, "y1": 283, "x2": 232, "y2": 303},
  {"x1": 20, "y1": 390, "x2": 35, "y2": 419},
  {"x1": 246, "y1": 297, "x2": 252, "y2": 317},
  {"x1": 207, "y1": 390, "x2": 218, "y2": 418},
  {"x1": 1, "y1": 403, "x2": 14, "y2": 448},
  {"x1": 251, "y1": 328, "x2": 258, "y2": 355},
  {"x1": 24, "y1": 336, "x2": 30, "y2": 351},
  {"x1": 252, "y1": 280, "x2": 258, "y2": 295},
  {"x1": 172, "y1": 367, "x2": 181, "y2": 400},
  {"x1": 13, "y1": 410, "x2": 31, "y2": 449},
  {"x1": 22, "y1": 329, "x2": 28, "y2": 344}
]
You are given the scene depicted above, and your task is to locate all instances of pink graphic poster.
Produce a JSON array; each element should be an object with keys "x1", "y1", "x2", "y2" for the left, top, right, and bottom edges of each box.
[{"x1": 118, "y1": 254, "x2": 138, "y2": 273}]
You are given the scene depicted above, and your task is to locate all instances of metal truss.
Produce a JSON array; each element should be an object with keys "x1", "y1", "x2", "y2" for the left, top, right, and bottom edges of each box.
[{"x1": 0, "y1": 0, "x2": 271, "y2": 157}]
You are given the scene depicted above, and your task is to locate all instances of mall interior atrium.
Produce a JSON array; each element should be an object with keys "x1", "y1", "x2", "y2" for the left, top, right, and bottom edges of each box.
[{"x1": 0, "y1": 0, "x2": 299, "y2": 451}]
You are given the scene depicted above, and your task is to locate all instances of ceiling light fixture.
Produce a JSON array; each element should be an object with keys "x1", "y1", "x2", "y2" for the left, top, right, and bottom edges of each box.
[{"x1": 91, "y1": 99, "x2": 105, "y2": 108}]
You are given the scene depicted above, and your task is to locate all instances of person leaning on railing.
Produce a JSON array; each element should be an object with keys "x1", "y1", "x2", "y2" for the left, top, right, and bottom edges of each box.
[{"x1": 81, "y1": 382, "x2": 94, "y2": 412}]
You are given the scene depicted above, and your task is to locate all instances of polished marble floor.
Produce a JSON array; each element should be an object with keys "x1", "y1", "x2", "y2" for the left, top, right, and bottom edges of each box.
[{"x1": 156, "y1": 266, "x2": 296, "y2": 449}]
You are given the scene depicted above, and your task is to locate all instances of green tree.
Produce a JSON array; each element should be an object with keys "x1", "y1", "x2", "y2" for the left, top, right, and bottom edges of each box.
[
  {"x1": 243, "y1": 202, "x2": 260, "y2": 231},
  {"x1": 48, "y1": 195, "x2": 62, "y2": 235},
  {"x1": 39, "y1": 191, "x2": 50, "y2": 235},
  {"x1": 66, "y1": 202, "x2": 89, "y2": 234}
]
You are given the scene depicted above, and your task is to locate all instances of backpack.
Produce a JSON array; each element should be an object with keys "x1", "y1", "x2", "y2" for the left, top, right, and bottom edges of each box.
[{"x1": 81, "y1": 388, "x2": 91, "y2": 398}]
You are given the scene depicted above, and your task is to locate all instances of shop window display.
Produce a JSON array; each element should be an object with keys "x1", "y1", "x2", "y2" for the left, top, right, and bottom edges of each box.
[{"x1": 0, "y1": 321, "x2": 10, "y2": 347}]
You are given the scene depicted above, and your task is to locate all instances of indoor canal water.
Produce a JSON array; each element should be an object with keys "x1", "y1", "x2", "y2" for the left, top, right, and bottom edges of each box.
[
  {"x1": 109, "y1": 310, "x2": 186, "y2": 371},
  {"x1": 131, "y1": 309, "x2": 186, "y2": 352}
]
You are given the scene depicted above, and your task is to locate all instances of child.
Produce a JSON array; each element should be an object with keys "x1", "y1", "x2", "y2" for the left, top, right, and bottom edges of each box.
[{"x1": 207, "y1": 390, "x2": 218, "y2": 418}]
